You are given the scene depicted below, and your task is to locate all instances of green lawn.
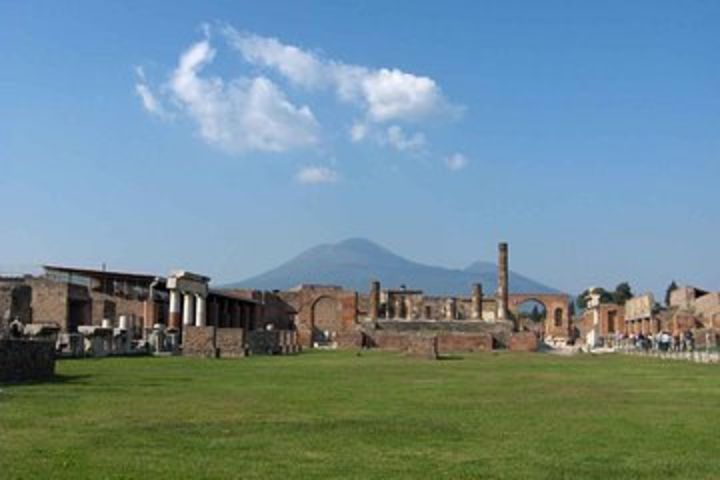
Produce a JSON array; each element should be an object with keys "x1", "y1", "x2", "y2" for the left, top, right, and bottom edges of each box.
[{"x1": 2, "y1": 351, "x2": 720, "y2": 479}]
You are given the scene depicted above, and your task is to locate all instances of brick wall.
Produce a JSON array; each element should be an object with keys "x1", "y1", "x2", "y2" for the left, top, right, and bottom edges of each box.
[
  {"x1": 437, "y1": 332, "x2": 492, "y2": 353},
  {"x1": 88, "y1": 291, "x2": 147, "y2": 328},
  {"x1": 183, "y1": 326, "x2": 217, "y2": 358},
  {"x1": 509, "y1": 332, "x2": 539, "y2": 351},
  {"x1": 28, "y1": 278, "x2": 69, "y2": 327},
  {"x1": 0, "y1": 339, "x2": 56, "y2": 383}
]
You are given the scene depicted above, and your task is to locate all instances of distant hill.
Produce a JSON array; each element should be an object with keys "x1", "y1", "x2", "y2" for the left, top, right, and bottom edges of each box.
[{"x1": 223, "y1": 238, "x2": 558, "y2": 295}]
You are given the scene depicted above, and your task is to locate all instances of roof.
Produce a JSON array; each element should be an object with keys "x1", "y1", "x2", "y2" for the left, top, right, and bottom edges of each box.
[
  {"x1": 208, "y1": 289, "x2": 260, "y2": 304},
  {"x1": 43, "y1": 265, "x2": 163, "y2": 284}
]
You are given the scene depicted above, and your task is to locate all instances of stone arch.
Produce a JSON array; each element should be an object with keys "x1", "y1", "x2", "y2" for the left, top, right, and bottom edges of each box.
[
  {"x1": 509, "y1": 293, "x2": 571, "y2": 339},
  {"x1": 311, "y1": 296, "x2": 342, "y2": 345},
  {"x1": 510, "y1": 297, "x2": 547, "y2": 332}
]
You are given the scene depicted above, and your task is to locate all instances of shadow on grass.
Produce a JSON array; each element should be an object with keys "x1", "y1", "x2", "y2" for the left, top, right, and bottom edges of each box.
[
  {"x1": 437, "y1": 355, "x2": 464, "y2": 361},
  {"x1": 1, "y1": 373, "x2": 93, "y2": 387}
]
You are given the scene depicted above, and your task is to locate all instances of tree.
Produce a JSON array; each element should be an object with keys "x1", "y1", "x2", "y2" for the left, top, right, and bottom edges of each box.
[
  {"x1": 577, "y1": 287, "x2": 615, "y2": 310},
  {"x1": 612, "y1": 282, "x2": 633, "y2": 305},
  {"x1": 529, "y1": 305, "x2": 543, "y2": 323},
  {"x1": 665, "y1": 280, "x2": 678, "y2": 307},
  {"x1": 576, "y1": 289, "x2": 589, "y2": 310}
]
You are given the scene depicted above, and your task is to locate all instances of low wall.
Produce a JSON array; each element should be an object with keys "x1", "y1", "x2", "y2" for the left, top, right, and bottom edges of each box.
[
  {"x1": 0, "y1": 339, "x2": 56, "y2": 383},
  {"x1": 437, "y1": 332, "x2": 493, "y2": 353},
  {"x1": 183, "y1": 327, "x2": 301, "y2": 358},
  {"x1": 509, "y1": 332, "x2": 539, "y2": 352},
  {"x1": 183, "y1": 326, "x2": 217, "y2": 358},
  {"x1": 623, "y1": 349, "x2": 720, "y2": 364},
  {"x1": 376, "y1": 320, "x2": 513, "y2": 349},
  {"x1": 216, "y1": 329, "x2": 246, "y2": 358},
  {"x1": 366, "y1": 330, "x2": 491, "y2": 356}
]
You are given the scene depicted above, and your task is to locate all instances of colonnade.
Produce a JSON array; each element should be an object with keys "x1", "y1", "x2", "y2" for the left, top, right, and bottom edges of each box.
[{"x1": 166, "y1": 271, "x2": 210, "y2": 333}]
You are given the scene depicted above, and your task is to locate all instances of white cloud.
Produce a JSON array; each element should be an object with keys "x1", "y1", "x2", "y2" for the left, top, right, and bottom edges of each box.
[
  {"x1": 226, "y1": 31, "x2": 326, "y2": 89},
  {"x1": 384, "y1": 125, "x2": 426, "y2": 152},
  {"x1": 134, "y1": 66, "x2": 169, "y2": 118},
  {"x1": 168, "y1": 39, "x2": 319, "y2": 154},
  {"x1": 136, "y1": 25, "x2": 467, "y2": 171},
  {"x1": 360, "y1": 69, "x2": 445, "y2": 122},
  {"x1": 444, "y1": 153, "x2": 468, "y2": 171},
  {"x1": 135, "y1": 83, "x2": 161, "y2": 114},
  {"x1": 296, "y1": 166, "x2": 338, "y2": 184},
  {"x1": 349, "y1": 121, "x2": 367, "y2": 142},
  {"x1": 223, "y1": 26, "x2": 457, "y2": 125}
]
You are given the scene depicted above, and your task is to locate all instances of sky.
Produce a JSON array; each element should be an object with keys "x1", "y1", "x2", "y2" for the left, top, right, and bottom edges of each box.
[{"x1": 1, "y1": 1, "x2": 719, "y2": 296}]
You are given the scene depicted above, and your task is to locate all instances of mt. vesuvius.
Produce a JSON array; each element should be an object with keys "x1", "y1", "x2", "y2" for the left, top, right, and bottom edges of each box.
[{"x1": 223, "y1": 238, "x2": 557, "y2": 295}]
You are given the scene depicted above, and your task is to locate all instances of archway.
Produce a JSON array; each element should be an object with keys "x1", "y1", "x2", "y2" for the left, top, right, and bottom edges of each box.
[
  {"x1": 509, "y1": 293, "x2": 571, "y2": 340},
  {"x1": 311, "y1": 296, "x2": 342, "y2": 346},
  {"x1": 514, "y1": 298, "x2": 547, "y2": 333}
]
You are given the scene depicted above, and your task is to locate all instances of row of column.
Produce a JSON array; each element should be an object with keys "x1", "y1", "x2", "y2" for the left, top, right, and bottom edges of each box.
[
  {"x1": 169, "y1": 290, "x2": 207, "y2": 330},
  {"x1": 367, "y1": 281, "x2": 485, "y2": 320},
  {"x1": 367, "y1": 242, "x2": 507, "y2": 322}
]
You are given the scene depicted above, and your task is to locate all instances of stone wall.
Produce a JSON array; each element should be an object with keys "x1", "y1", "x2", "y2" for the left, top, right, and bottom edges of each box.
[
  {"x1": 216, "y1": 328, "x2": 246, "y2": 358},
  {"x1": 246, "y1": 330, "x2": 301, "y2": 355},
  {"x1": 0, "y1": 340, "x2": 56, "y2": 383},
  {"x1": 183, "y1": 326, "x2": 217, "y2": 358}
]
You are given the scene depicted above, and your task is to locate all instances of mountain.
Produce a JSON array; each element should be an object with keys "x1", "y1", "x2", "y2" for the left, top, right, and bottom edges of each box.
[{"x1": 223, "y1": 238, "x2": 558, "y2": 295}]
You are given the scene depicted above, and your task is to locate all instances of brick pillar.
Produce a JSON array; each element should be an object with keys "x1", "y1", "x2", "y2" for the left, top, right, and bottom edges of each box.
[
  {"x1": 496, "y1": 242, "x2": 509, "y2": 322},
  {"x1": 472, "y1": 283, "x2": 483, "y2": 320},
  {"x1": 369, "y1": 280, "x2": 380, "y2": 322}
]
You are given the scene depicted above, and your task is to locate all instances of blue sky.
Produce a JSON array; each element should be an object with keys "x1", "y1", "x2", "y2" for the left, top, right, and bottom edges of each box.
[{"x1": 1, "y1": 1, "x2": 718, "y2": 296}]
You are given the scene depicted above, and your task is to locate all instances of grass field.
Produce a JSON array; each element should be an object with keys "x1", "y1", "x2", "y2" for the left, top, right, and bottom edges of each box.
[{"x1": 2, "y1": 351, "x2": 720, "y2": 479}]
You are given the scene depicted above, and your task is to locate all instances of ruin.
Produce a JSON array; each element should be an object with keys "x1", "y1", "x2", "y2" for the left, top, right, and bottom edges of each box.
[{"x1": 0, "y1": 241, "x2": 577, "y2": 364}]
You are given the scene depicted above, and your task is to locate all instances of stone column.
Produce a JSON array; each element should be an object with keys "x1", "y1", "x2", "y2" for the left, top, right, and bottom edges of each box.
[
  {"x1": 195, "y1": 294, "x2": 206, "y2": 327},
  {"x1": 369, "y1": 280, "x2": 380, "y2": 322},
  {"x1": 496, "y1": 242, "x2": 509, "y2": 321},
  {"x1": 182, "y1": 293, "x2": 195, "y2": 327},
  {"x1": 169, "y1": 290, "x2": 181, "y2": 330},
  {"x1": 394, "y1": 296, "x2": 404, "y2": 319},
  {"x1": 471, "y1": 283, "x2": 483, "y2": 320},
  {"x1": 405, "y1": 296, "x2": 414, "y2": 320},
  {"x1": 446, "y1": 298, "x2": 457, "y2": 320}
]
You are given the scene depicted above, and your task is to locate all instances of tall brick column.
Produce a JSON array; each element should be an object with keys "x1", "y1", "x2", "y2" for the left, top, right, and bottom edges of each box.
[
  {"x1": 496, "y1": 242, "x2": 509, "y2": 321},
  {"x1": 471, "y1": 283, "x2": 483, "y2": 319},
  {"x1": 369, "y1": 280, "x2": 380, "y2": 322}
]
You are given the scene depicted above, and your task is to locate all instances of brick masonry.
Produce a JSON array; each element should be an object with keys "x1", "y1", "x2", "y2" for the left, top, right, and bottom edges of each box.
[
  {"x1": 183, "y1": 326, "x2": 217, "y2": 358},
  {"x1": 216, "y1": 328, "x2": 246, "y2": 358},
  {"x1": 437, "y1": 332, "x2": 493, "y2": 353},
  {"x1": 509, "y1": 331, "x2": 540, "y2": 351}
]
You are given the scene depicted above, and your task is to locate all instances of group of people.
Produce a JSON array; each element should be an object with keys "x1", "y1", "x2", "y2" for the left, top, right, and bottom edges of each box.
[{"x1": 622, "y1": 330, "x2": 696, "y2": 352}]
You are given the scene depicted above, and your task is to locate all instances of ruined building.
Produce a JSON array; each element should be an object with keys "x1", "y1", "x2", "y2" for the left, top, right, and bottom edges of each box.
[
  {"x1": 231, "y1": 243, "x2": 572, "y2": 354},
  {"x1": 3, "y1": 241, "x2": 572, "y2": 359}
]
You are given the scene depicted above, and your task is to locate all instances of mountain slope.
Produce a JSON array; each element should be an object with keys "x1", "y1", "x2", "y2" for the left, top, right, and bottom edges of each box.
[{"x1": 224, "y1": 238, "x2": 557, "y2": 295}]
